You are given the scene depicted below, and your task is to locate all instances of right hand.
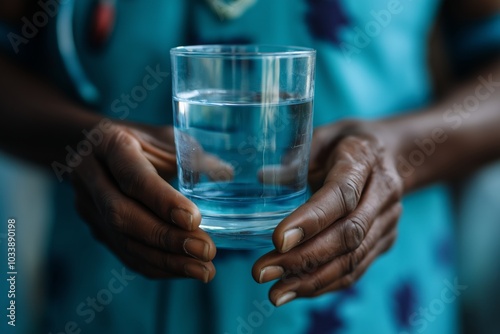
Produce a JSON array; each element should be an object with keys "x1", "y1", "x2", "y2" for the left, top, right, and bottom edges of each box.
[{"x1": 71, "y1": 121, "x2": 217, "y2": 282}]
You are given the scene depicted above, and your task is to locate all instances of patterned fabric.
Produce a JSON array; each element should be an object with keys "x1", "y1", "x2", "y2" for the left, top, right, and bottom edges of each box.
[
  {"x1": 305, "y1": 0, "x2": 351, "y2": 45},
  {"x1": 41, "y1": 0, "x2": 458, "y2": 333}
]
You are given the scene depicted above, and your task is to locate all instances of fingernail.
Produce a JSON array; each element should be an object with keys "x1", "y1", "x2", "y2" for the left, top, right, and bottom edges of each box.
[
  {"x1": 275, "y1": 291, "x2": 296, "y2": 307},
  {"x1": 259, "y1": 266, "x2": 284, "y2": 283},
  {"x1": 184, "y1": 263, "x2": 210, "y2": 283},
  {"x1": 282, "y1": 227, "x2": 304, "y2": 252},
  {"x1": 184, "y1": 238, "x2": 210, "y2": 261},
  {"x1": 171, "y1": 208, "x2": 193, "y2": 230}
]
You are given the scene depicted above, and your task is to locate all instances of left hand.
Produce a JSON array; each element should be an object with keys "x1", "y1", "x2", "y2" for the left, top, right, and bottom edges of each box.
[
  {"x1": 71, "y1": 122, "x2": 226, "y2": 282},
  {"x1": 252, "y1": 120, "x2": 404, "y2": 306}
]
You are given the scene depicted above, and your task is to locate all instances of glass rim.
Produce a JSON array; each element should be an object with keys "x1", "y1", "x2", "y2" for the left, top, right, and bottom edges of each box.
[{"x1": 170, "y1": 44, "x2": 316, "y2": 58}]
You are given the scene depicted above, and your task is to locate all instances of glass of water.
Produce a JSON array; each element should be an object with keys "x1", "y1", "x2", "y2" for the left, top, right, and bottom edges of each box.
[{"x1": 170, "y1": 45, "x2": 316, "y2": 249}]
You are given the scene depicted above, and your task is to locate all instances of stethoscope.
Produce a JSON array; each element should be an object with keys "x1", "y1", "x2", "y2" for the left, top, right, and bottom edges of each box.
[
  {"x1": 56, "y1": 0, "x2": 116, "y2": 106},
  {"x1": 56, "y1": 0, "x2": 256, "y2": 106}
]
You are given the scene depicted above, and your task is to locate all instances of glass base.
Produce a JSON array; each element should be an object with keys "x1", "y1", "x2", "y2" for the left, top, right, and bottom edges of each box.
[
  {"x1": 200, "y1": 214, "x2": 288, "y2": 249},
  {"x1": 207, "y1": 230, "x2": 274, "y2": 249}
]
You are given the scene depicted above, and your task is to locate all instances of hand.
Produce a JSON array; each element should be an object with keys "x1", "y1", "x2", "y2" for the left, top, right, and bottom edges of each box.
[
  {"x1": 176, "y1": 131, "x2": 234, "y2": 184},
  {"x1": 258, "y1": 146, "x2": 308, "y2": 188},
  {"x1": 252, "y1": 120, "x2": 404, "y2": 306},
  {"x1": 72, "y1": 122, "x2": 217, "y2": 282}
]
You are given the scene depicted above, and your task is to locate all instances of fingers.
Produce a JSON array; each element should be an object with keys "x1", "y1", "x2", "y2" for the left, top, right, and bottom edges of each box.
[
  {"x1": 71, "y1": 124, "x2": 220, "y2": 282},
  {"x1": 308, "y1": 121, "x2": 374, "y2": 192},
  {"x1": 258, "y1": 146, "x2": 306, "y2": 187},
  {"x1": 253, "y1": 133, "x2": 404, "y2": 305},
  {"x1": 265, "y1": 204, "x2": 400, "y2": 306},
  {"x1": 142, "y1": 145, "x2": 175, "y2": 172},
  {"x1": 129, "y1": 125, "x2": 176, "y2": 155},
  {"x1": 175, "y1": 131, "x2": 234, "y2": 182},
  {"x1": 258, "y1": 163, "x2": 300, "y2": 186},
  {"x1": 130, "y1": 126, "x2": 177, "y2": 180},
  {"x1": 272, "y1": 136, "x2": 378, "y2": 253},
  {"x1": 308, "y1": 122, "x2": 351, "y2": 177},
  {"x1": 270, "y1": 230, "x2": 397, "y2": 306},
  {"x1": 132, "y1": 129, "x2": 177, "y2": 173},
  {"x1": 253, "y1": 168, "x2": 401, "y2": 283},
  {"x1": 72, "y1": 171, "x2": 216, "y2": 282},
  {"x1": 74, "y1": 157, "x2": 216, "y2": 262},
  {"x1": 126, "y1": 239, "x2": 216, "y2": 282},
  {"x1": 95, "y1": 125, "x2": 200, "y2": 231},
  {"x1": 201, "y1": 153, "x2": 234, "y2": 181},
  {"x1": 149, "y1": 129, "x2": 233, "y2": 182}
]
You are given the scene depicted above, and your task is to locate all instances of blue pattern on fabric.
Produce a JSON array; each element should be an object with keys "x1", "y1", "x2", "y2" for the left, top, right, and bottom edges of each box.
[
  {"x1": 436, "y1": 236, "x2": 454, "y2": 267},
  {"x1": 394, "y1": 281, "x2": 418, "y2": 330},
  {"x1": 305, "y1": 287, "x2": 358, "y2": 333},
  {"x1": 305, "y1": 0, "x2": 350, "y2": 45}
]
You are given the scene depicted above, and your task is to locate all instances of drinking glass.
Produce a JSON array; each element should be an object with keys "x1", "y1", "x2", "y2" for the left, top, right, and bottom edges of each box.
[{"x1": 170, "y1": 45, "x2": 316, "y2": 248}]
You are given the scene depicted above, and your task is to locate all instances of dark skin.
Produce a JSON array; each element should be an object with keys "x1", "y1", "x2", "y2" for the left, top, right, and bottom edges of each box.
[
  {"x1": 253, "y1": 63, "x2": 500, "y2": 305},
  {"x1": 1, "y1": 0, "x2": 499, "y2": 306}
]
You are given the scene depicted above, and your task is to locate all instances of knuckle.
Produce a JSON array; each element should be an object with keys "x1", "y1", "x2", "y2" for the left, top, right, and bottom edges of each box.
[
  {"x1": 342, "y1": 219, "x2": 366, "y2": 252},
  {"x1": 107, "y1": 126, "x2": 135, "y2": 150},
  {"x1": 309, "y1": 204, "x2": 329, "y2": 230},
  {"x1": 296, "y1": 250, "x2": 321, "y2": 275},
  {"x1": 340, "y1": 272, "x2": 357, "y2": 289},
  {"x1": 310, "y1": 274, "x2": 329, "y2": 294},
  {"x1": 280, "y1": 272, "x2": 299, "y2": 285},
  {"x1": 102, "y1": 194, "x2": 125, "y2": 232},
  {"x1": 355, "y1": 137, "x2": 373, "y2": 157},
  {"x1": 378, "y1": 168, "x2": 404, "y2": 200},
  {"x1": 341, "y1": 135, "x2": 375, "y2": 161},
  {"x1": 117, "y1": 164, "x2": 146, "y2": 195},
  {"x1": 107, "y1": 208, "x2": 123, "y2": 232},
  {"x1": 303, "y1": 255, "x2": 320, "y2": 274},
  {"x1": 100, "y1": 126, "x2": 119, "y2": 152},
  {"x1": 151, "y1": 223, "x2": 172, "y2": 249},
  {"x1": 336, "y1": 180, "x2": 362, "y2": 213},
  {"x1": 102, "y1": 125, "x2": 142, "y2": 160},
  {"x1": 344, "y1": 253, "x2": 359, "y2": 275}
]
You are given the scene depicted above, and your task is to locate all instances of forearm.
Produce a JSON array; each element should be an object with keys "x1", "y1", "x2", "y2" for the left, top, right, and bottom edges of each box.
[
  {"x1": 0, "y1": 53, "x2": 103, "y2": 166},
  {"x1": 387, "y1": 60, "x2": 500, "y2": 192}
]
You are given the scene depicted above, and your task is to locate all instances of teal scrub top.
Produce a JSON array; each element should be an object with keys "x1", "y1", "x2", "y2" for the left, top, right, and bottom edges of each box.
[{"x1": 41, "y1": 1, "x2": 457, "y2": 333}]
